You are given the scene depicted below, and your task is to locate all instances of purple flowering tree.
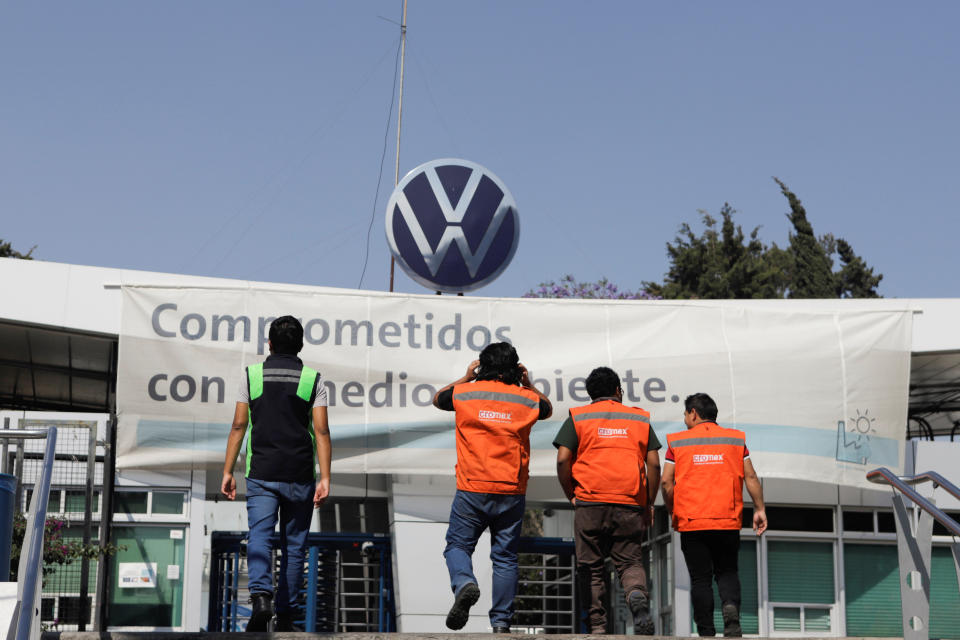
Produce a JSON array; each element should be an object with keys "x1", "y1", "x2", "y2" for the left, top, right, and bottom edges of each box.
[{"x1": 523, "y1": 275, "x2": 659, "y2": 300}]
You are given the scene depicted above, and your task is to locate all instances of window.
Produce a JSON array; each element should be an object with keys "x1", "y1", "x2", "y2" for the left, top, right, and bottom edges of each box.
[
  {"x1": 152, "y1": 492, "x2": 185, "y2": 515},
  {"x1": 113, "y1": 490, "x2": 187, "y2": 517},
  {"x1": 876, "y1": 511, "x2": 896, "y2": 533},
  {"x1": 766, "y1": 506, "x2": 833, "y2": 532},
  {"x1": 114, "y1": 491, "x2": 148, "y2": 514},
  {"x1": 696, "y1": 539, "x2": 760, "y2": 635},
  {"x1": 318, "y1": 499, "x2": 389, "y2": 533},
  {"x1": 929, "y1": 546, "x2": 960, "y2": 639},
  {"x1": 768, "y1": 541, "x2": 835, "y2": 633},
  {"x1": 932, "y1": 512, "x2": 960, "y2": 536},
  {"x1": 842, "y1": 510, "x2": 874, "y2": 533},
  {"x1": 65, "y1": 490, "x2": 100, "y2": 514},
  {"x1": 844, "y1": 544, "x2": 901, "y2": 636},
  {"x1": 109, "y1": 526, "x2": 186, "y2": 628}
]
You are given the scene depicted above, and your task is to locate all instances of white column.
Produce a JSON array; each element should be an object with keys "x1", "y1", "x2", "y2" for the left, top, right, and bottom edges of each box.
[{"x1": 389, "y1": 474, "x2": 494, "y2": 633}]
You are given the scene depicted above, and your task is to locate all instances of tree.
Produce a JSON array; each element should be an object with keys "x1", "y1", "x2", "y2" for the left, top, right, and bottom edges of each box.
[
  {"x1": 10, "y1": 513, "x2": 123, "y2": 583},
  {"x1": 0, "y1": 238, "x2": 36, "y2": 259},
  {"x1": 642, "y1": 204, "x2": 789, "y2": 300},
  {"x1": 644, "y1": 179, "x2": 882, "y2": 299},
  {"x1": 524, "y1": 275, "x2": 657, "y2": 300},
  {"x1": 834, "y1": 237, "x2": 882, "y2": 298}
]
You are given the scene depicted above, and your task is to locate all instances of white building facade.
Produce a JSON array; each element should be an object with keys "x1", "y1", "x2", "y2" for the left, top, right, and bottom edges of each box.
[{"x1": 2, "y1": 257, "x2": 958, "y2": 636}]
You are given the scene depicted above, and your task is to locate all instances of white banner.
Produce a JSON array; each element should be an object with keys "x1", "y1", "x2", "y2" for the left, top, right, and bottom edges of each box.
[{"x1": 117, "y1": 285, "x2": 913, "y2": 488}]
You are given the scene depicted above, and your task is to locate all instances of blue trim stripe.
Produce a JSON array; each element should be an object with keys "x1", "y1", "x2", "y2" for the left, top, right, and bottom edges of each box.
[{"x1": 134, "y1": 418, "x2": 900, "y2": 467}]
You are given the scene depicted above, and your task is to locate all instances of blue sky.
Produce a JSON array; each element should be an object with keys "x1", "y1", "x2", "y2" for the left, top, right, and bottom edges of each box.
[{"x1": 2, "y1": 1, "x2": 958, "y2": 298}]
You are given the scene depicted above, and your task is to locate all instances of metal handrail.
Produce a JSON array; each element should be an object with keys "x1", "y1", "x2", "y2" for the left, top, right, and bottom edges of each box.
[
  {"x1": 5, "y1": 426, "x2": 58, "y2": 640},
  {"x1": 0, "y1": 429, "x2": 56, "y2": 440},
  {"x1": 899, "y1": 470, "x2": 960, "y2": 503},
  {"x1": 867, "y1": 467, "x2": 960, "y2": 537}
]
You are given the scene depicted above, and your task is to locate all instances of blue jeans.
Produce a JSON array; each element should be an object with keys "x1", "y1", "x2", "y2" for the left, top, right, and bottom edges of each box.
[
  {"x1": 246, "y1": 477, "x2": 315, "y2": 613},
  {"x1": 443, "y1": 490, "x2": 525, "y2": 628}
]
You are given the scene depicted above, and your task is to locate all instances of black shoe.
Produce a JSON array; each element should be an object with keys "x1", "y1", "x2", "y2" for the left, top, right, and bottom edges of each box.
[
  {"x1": 628, "y1": 589, "x2": 655, "y2": 635},
  {"x1": 275, "y1": 611, "x2": 297, "y2": 632},
  {"x1": 445, "y1": 582, "x2": 480, "y2": 630},
  {"x1": 722, "y1": 602, "x2": 742, "y2": 637},
  {"x1": 492, "y1": 626, "x2": 510, "y2": 634},
  {"x1": 247, "y1": 592, "x2": 273, "y2": 632}
]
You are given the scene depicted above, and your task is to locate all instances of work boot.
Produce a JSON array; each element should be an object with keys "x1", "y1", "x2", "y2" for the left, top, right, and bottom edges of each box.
[
  {"x1": 275, "y1": 610, "x2": 297, "y2": 632},
  {"x1": 247, "y1": 592, "x2": 273, "y2": 632},
  {"x1": 446, "y1": 582, "x2": 480, "y2": 630},
  {"x1": 722, "y1": 602, "x2": 742, "y2": 637},
  {"x1": 627, "y1": 589, "x2": 655, "y2": 635}
]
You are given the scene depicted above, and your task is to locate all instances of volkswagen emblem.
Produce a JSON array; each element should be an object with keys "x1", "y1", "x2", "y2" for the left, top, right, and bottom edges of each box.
[{"x1": 385, "y1": 158, "x2": 520, "y2": 293}]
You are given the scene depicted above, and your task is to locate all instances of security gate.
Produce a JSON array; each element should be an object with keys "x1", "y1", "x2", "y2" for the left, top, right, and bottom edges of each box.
[
  {"x1": 515, "y1": 537, "x2": 581, "y2": 634},
  {"x1": 208, "y1": 531, "x2": 395, "y2": 632}
]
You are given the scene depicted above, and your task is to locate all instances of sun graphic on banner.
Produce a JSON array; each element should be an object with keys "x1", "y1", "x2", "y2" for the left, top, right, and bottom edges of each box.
[{"x1": 850, "y1": 408, "x2": 877, "y2": 434}]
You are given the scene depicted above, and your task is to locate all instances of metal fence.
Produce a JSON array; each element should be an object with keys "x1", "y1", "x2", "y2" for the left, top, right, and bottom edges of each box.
[
  {"x1": 208, "y1": 531, "x2": 395, "y2": 633},
  {"x1": 2, "y1": 416, "x2": 106, "y2": 632},
  {"x1": 515, "y1": 537, "x2": 580, "y2": 634}
]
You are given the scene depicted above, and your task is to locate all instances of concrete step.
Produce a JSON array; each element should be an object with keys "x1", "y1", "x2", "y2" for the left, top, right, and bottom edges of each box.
[
  {"x1": 43, "y1": 635, "x2": 667, "y2": 640},
  {"x1": 41, "y1": 635, "x2": 889, "y2": 640}
]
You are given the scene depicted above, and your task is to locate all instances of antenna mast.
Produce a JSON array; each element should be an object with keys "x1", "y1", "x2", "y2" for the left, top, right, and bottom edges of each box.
[{"x1": 389, "y1": 0, "x2": 408, "y2": 292}]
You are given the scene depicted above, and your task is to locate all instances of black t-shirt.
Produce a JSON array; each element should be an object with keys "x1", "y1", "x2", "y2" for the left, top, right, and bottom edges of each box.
[{"x1": 436, "y1": 386, "x2": 552, "y2": 420}]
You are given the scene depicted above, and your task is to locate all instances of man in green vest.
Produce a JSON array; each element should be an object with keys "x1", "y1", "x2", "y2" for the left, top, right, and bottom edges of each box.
[{"x1": 222, "y1": 315, "x2": 332, "y2": 632}]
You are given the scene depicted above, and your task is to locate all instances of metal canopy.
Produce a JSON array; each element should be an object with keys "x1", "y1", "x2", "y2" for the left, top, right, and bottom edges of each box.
[
  {"x1": 0, "y1": 319, "x2": 116, "y2": 412},
  {"x1": 909, "y1": 350, "x2": 960, "y2": 440}
]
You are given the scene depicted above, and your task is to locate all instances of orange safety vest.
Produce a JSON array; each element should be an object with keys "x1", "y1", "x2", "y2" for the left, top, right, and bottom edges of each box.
[
  {"x1": 569, "y1": 400, "x2": 652, "y2": 506},
  {"x1": 667, "y1": 422, "x2": 746, "y2": 531},
  {"x1": 452, "y1": 380, "x2": 541, "y2": 495}
]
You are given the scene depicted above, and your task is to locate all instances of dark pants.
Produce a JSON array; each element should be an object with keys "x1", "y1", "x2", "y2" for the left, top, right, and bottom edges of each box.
[
  {"x1": 574, "y1": 504, "x2": 649, "y2": 632},
  {"x1": 680, "y1": 529, "x2": 741, "y2": 636}
]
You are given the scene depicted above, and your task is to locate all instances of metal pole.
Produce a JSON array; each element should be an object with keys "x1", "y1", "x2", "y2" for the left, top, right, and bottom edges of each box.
[
  {"x1": 14, "y1": 419, "x2": 25, "y2": 512},
  {"x1": 12, "y1": 427, "x2": 57, "y2": 640},
  {"x1": 378, "y1": 546, "x2": 386, "y2": 632},
  {"x1": 306, "y1": 545, "x2": 319, "y2": 632},
  {"x1": 389, "y1": 0, "x2": 408, "y2": 293},
  {"x1": 94, "y1": 414, "x2": 118, "y2": 631},
  {"x1": 1, "y1": 416, "x2": 8, "y2": 475},
  {"x1": 78, "y1": 422, "x2": 97, "y2": 630}
]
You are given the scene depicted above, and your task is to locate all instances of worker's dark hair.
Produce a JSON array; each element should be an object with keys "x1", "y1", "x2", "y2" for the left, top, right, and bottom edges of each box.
[
  {"x1": 475, "y1": 342, "x2": 522, "y2": 386},
  {"x1": 585, "y1": 367, "x2": 620, "y2": 400},
  {"x1": 684, "y1": 393, "x2": 718, "y2": 421},
  {"x1": 269, "y1": 315, "x2": 304, "y2": 355}
]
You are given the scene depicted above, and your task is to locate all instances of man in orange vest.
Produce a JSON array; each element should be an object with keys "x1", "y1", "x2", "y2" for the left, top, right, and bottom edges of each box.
[
  {"x1": 433, "y1": 342, "x2": 553, "y2": 633},
  {"x1": 554, "y1": 366, "x2": 662, "y2": 635},
  {"x1": 661, "y1": 393, "x2": 767, "y2": 637}
]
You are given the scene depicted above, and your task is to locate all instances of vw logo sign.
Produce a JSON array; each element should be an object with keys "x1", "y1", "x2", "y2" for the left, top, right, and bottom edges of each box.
[{"x1": 385, "y1": 158, "x2": 520, "y2": 293}]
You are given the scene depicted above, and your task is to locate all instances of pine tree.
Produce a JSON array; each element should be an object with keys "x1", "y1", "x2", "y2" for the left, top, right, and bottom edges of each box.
[
  {"x1": 0, "y1": 238, "x2": 35, "y2": 259},
  {"x1": 775, "y1": 178, "x2": 835, "y2": 298}
]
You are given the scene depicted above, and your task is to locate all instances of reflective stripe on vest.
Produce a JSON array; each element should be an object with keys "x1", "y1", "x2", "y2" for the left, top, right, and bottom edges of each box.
[
  {"x1": 667, "y1": 423, "x2": 745, "y2": 531},
  {"x1": 245, "y1": 363, "x2": 318, "y2": 477},
  {"x1": 451, "y1": 380, "x2": 540, "y2": 494},
  {"x1": 570, "y1": 400, "x2": 651, "y2": 506},
  {"x1": 248, "y1": 363, "x2": 317, "y2": 402}
]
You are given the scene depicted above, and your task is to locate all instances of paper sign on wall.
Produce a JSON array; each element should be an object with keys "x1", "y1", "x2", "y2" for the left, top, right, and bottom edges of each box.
[{"x1": 118, "y1": 562, "x2": 157, "y2": 588}]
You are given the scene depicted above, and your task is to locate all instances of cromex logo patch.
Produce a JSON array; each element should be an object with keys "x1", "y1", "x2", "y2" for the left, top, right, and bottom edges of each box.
[{"x1": 385, "y1": 158, "x2": 520, "y2": 293}]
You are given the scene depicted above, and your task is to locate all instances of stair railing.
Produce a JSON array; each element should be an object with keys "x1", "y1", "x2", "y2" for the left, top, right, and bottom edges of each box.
[
  {"x1": 3, "y1": 428, "x2": 58, "y2": 640},
  {"x1": 867, "y1": 467, "x2": 960, "y2": 640}
]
